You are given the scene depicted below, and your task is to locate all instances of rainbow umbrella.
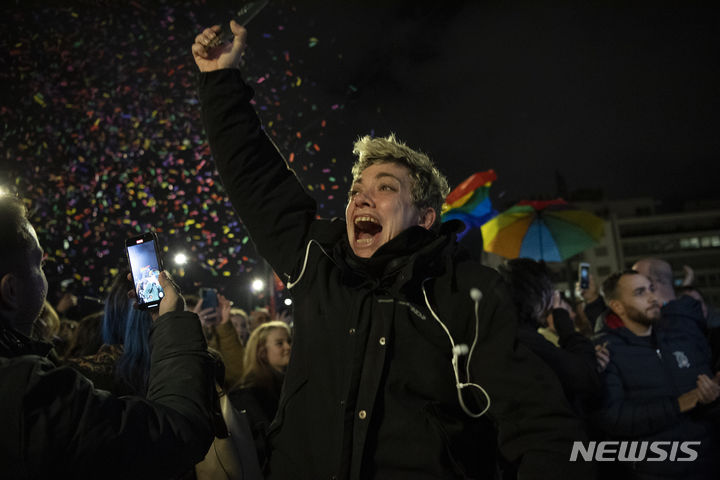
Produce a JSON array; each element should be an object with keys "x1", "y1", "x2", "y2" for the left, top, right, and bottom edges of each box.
[
  {"x1": 480, "y1": 198, "x2": 604, "y2": 261},
  {"x1": 441, "y1": 170, "x2": 498, "y2": 239}
]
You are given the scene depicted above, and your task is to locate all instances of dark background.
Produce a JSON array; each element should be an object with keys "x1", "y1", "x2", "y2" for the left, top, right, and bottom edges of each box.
[{"x1": 1, "y1": 1, "x2": 718, "y2": 310}]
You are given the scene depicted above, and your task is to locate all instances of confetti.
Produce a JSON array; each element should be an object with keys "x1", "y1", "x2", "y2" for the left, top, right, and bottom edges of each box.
[{"x1": 1, "y1": 3, "x2": 349, "y2": 302}]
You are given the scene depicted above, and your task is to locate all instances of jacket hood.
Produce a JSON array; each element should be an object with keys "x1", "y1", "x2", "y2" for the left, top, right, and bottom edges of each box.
[{"x1": 604, "y1": 311, "x2": 624, "y2": 329}]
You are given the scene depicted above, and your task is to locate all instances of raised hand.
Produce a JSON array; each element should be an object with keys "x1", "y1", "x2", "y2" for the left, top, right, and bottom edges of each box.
[
  {"x1": 192, "y1": 20, "x2": 247, "y2": 72},
  {"x1": 217, "y1": 293, "x2": 233, "y2": 325},
  {"x1": 696, "y1": 374, "x2": 720, "y2": 404},
  {"x1": 127, "y1": 271, "x2": 185, "y2": 321},
  {"x1": 193, "y1": 298, "x2": 219, "y2": 326},
  {"x1": 576, "y1": 273, "x2": 599, "y2": 303},
  {"x1": 595, "y1": 343, "x2": 610, "y2": 373}
]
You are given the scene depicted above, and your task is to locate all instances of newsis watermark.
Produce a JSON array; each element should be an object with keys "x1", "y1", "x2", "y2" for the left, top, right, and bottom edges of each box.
[{"x1": 570, "y1": 441, "x2": 701, "y2": 462}]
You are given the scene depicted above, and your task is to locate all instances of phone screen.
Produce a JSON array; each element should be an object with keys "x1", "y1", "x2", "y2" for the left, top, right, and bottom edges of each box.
[
  {"x1": 579, "y1": 264, "x2": 590, "y2": 289},
  {"x1": 127, "y1": 235, "x2": 164, "y2": 309}
]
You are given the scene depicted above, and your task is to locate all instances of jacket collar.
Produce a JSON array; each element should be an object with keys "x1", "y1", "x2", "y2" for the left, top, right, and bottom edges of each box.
[
  {"x1": 334, "y1": 220, "x2": 462, "y2": 289},
  {"x1": 0, "y1": 324, "x2": 54, "y2": 358},
  {"x1": 604, "y1": 324, "x2": 659, "y2": 347}
]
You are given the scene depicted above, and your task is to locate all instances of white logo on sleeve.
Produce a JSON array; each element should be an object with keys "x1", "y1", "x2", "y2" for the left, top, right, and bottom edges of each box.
[{"x1": 673, "y1": 351, "x2": 690, "y2": 368}]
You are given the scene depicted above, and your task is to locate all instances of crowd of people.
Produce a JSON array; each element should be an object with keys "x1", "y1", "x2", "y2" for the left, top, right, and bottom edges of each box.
[{"x1": 1, "y1": 20, "x2": 718, "y2": 480}]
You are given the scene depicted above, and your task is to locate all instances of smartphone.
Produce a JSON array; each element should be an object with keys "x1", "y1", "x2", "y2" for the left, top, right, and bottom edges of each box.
[
  {"x1": 200, "y1": 287, "x2": 219, "y2": 311},
  {"x1": 578, "y1": 262, "x2": 590, "y2": 290},
  {"x1": 207, "y1": 0, "x2": 270, "y2": 48},
  {"x1": 125, "y1": 232, "x2": 165, "y2": 310}
]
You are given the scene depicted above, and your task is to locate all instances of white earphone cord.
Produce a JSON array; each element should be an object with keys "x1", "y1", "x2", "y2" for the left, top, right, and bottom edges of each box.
[
  {"x1": 422, "y1": 281, "x2": 491, "y2": 418},
  {"x1": 287, "y1": 239, "x2": 330, "y2": 290},
  {"x1": 290, "y1": 243, "x2": 491, "y2": 417}
]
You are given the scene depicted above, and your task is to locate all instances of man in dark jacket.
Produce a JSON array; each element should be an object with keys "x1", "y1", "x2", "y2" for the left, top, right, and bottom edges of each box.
[
  {"x1": 193, "y1": 22, "x2": 594, "y2": 479},
  {"x1": 0, "y1": 195, "x2": 216, "y2": 478},
  {"x1": 594, "y1": 270, "x2": 720, "y2": 479}
]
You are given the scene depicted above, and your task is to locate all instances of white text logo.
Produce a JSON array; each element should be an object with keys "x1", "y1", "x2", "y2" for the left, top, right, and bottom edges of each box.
[{"x1": 569, "y1": 441, "x2": 700, "y2": 462}]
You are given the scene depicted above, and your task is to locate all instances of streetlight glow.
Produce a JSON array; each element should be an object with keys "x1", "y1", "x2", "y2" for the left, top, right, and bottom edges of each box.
[
  {"x1": 174, "y1": 253, "x2": 188, "y2": 265},
  {"x1": 251, "y1": 278, "x2": 265, "y2": 293}
]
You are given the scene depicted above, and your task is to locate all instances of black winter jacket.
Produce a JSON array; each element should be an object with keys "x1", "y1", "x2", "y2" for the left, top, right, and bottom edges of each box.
[
  {"x1": 517, "y1": 309, "x2": 603, "y2": 415},
  {"x1": 0, "y1": 311, "x2": 216, "y2": 479},
  {"x1": 200, "y1": 68, "x2": 593, "y2": 480}
]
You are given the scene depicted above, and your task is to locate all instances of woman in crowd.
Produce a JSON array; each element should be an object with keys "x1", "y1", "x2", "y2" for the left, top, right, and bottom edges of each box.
[
  {"x1": 62, "y1": 310, "x2": 105, "y2": 361},
  {"x1": 65, "y1": 271, "x2": 152, "y2": 395},
  {"x1": 229, "y1": 320, "x2": 291, "y2": 464},
  {"x1": 31, "y1": 300, "x2": 60, "y2": 343},
  {"x1": 193, "y1": 292, "x2": 246, "y2": 389}
]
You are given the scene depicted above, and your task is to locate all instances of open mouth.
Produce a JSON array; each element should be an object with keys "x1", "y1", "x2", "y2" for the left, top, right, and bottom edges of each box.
[{"x1": 354, "y1": 215, "x2": 383, "y2": 246}]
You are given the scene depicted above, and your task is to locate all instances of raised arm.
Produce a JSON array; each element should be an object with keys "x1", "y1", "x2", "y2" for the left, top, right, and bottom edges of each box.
[{"x1": 193, "y1": 23, "x2": 318, "y2": 280}]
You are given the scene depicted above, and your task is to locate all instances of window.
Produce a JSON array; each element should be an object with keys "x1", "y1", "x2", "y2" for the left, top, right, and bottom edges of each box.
[{"x1": 680, "y1": 237, "x2": 701, "y2": 249}]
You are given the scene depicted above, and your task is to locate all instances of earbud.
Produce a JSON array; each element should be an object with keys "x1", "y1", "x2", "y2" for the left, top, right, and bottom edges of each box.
[
  {"x1": 422, "y1": 278, "x2": 491, "y2": 418},
  {"x1": 453, "y1": 344, "x2": 469, "y2": 356}
]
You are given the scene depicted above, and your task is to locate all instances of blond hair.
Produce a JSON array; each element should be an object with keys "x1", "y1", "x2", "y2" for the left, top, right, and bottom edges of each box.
[
  {"x1": 241, "y1": 320, "x2": 291, "y2": 387},
  {"x1": 31, "y1": 300, "x2": 60, "y2": 341},
  {"x1": 351, "y1": 133, "x2": 450, "y2": 226}
]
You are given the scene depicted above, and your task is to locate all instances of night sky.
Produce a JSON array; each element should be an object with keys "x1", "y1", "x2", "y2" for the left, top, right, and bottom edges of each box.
[
  {"x1": 1, "y1": 1, "x2": 718, "y2": 307},
  {"x1": 300, "y1": 3, "x2": 720, "y2": 204}
]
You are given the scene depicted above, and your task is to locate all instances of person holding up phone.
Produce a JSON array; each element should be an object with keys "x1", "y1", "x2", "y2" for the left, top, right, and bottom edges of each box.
[
  {"x1": 195, "y1": 288, "x2": 246, "y2": 389},
  {"x1": 498, "y1": 259, "x2": 603, "y2": 417},
  {"x1": 0, "y1": 195, "x2": 216, "y2": 478}
]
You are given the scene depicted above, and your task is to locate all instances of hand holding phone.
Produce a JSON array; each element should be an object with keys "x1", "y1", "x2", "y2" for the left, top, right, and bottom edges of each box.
[
  {"x1": 200, "y1": 287, "x2": 219, "y2": 310},
  {"x1": 126, "y1": 271, "x2": 184, "y2": 321},
  {"x1": 194, "y1": 288, "x2": 221, "y2": 326},
  {"x1": 126, "y1": 232, "x2": 165, "y2": 310},
  {"x1": 576, "y1": 262, "x2": 599, "y2": 303},
  {"x1": 205, "y1": 0, "x2": 269, "y2": 48},
  {"x1": 578, "y1": 262, "x2": 590, "y2": 290}
]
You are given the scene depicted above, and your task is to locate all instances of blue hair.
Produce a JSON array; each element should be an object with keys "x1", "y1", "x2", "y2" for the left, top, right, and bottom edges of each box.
[{"x1": 102, "y1": 272, "x2": 152, "y2": 395}]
